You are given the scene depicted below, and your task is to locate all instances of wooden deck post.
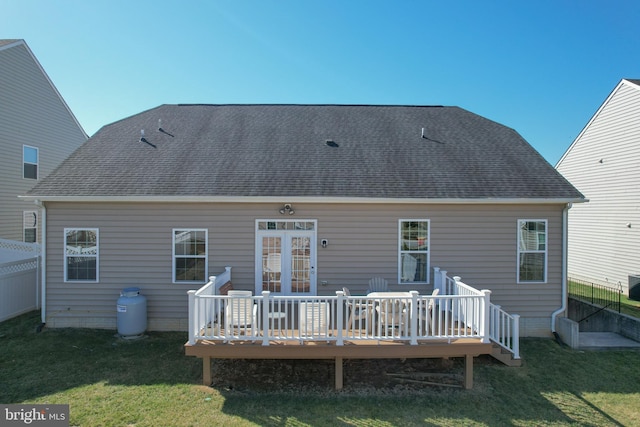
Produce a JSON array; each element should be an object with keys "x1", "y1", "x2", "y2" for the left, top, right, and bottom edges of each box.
[
  {"x1": 464, "y1": 354, "x2": 473, "y2": 390},
  {"x1": 335, "y1": 357, "x2": 343, "y2": 390},
  {"x1": 203, "y1": 356, "x2": 212, "y2": 386}
]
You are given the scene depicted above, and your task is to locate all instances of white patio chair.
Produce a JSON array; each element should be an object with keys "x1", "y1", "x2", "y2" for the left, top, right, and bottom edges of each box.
[
  {"x1": 299, "y1": 301, "x2": 329, "y2": 340},
  {"x1": 375, "y1": 298, "x2": 407, "y2": 336},
  {"x1": 367, "y1": 277, "x2": 389, "y2": 293},
  {"x1": 225, "y1": 290, "x2": 258, "y2": 337},
  {"x1": 343, "y1": 287, "x2": 371, "y2": 333}
]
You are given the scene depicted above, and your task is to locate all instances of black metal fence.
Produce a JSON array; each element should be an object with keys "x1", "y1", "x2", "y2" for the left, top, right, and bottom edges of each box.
[{"x1": 568, "y1": 277, "x2": 621, "y2": 313}]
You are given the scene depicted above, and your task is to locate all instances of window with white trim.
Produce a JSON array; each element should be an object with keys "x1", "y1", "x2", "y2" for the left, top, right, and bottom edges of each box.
[
  {"x1": 517, "y1": 219, "x2": 547, "y2": 283},
  {"x1": 23, "y1": 211, "x2": 37, "y2": 243},
  {"x1": 65, "y1": 228, "x2": 98, "y2": 282},
  {"x1": 173, "y1": 229, "x2": 208, "y2": 283},
  {"x1": 23, "y1": 145, "x2": 38, "y2": 179},
  {"x1": 399, "y1": 220, "x2": 430, "y2": 284}
]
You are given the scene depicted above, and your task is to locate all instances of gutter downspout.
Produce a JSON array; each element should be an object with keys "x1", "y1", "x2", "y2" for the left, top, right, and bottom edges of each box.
[
  {"x1": 551, "y1": 202, "x2": 572, "y2": 335},
  {"x1": 35, "y1": 199, "x2": 46, "y2": 326}
]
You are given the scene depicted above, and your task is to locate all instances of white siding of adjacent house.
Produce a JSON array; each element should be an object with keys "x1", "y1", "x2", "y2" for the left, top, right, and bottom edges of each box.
[
  {"x1": 557, "y1": 80, "x2": 640, "y2": 293},
  {"x1": 0, "y1": 41, "x2": 87, "y2": 241},
  {"x1": 44, "y1": 201, "x2": 566, "y2": 336}
]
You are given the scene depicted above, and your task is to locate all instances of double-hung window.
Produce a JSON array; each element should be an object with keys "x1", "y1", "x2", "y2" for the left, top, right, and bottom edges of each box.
[
  {"x1": 65, "y1": 228, "x2": 99, "y2": 282},
  {"x1": 517, "y1": 220, "x2": 547, "y2": 283},
  {"x1": 173, "y1": 229, "x2": 208, "y2": 283},
  {"x1": 399, "y1": 220, "x2": 430, "y2": 284},
  {"x1": 23, "y1": 145, "x2": 38, "y2": 179}
]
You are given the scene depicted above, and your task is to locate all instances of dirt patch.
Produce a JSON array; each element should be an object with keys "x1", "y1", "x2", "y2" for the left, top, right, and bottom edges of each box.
[{"x1": 210, "y1": 357, "x2": 474, "y2": 394}]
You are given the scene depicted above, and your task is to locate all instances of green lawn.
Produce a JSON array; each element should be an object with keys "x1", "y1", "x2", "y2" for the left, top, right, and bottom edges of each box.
[
  {"x1": 569, "y1": 280, "x2": 640, "y2": 318},
  {"x1": 1, "y1": 311, "x2": 640, "y2": 426}
]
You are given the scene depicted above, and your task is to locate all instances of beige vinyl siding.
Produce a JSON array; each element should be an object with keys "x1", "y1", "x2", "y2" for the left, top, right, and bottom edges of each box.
[
  {"x1": 557, "y1": 81, "x2": 640, "y2": 291},
  {"x1": 0, "y1": 41, "x2": 86, "y2": 241},
  {"x1": 44, "y1": 201, "x2": 565, "y2": 335}
]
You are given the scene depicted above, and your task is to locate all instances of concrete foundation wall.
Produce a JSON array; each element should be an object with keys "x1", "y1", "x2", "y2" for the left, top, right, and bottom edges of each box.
[
  {"x1": 568, "y1": 298, "x2": 640, "y2": 342},
  {"x1": 556, "y1": 317, "x2": 579, "y2": 348}
]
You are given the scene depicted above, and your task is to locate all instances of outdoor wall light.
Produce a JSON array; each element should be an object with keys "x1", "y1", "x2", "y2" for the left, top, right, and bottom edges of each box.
[{"x1": 279, "y1": 204, "x2": 295, "y2": 215}]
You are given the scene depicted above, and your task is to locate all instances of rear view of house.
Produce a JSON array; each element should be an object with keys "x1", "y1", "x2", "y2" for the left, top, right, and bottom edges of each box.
[
  {"x1": 556, "y1": 79, "x2": 640, "y2": 296},
  {"x1": 0, "y1": 39, "x2": 87, "y2": 243},
  {"x1": 23, "y1": 104, "x2": 584, "y2": 337}
]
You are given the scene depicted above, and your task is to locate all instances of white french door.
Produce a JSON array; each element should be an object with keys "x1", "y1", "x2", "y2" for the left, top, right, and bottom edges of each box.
[{"x1": 255, "y1": 220, "x2": 316, "y2": 296}]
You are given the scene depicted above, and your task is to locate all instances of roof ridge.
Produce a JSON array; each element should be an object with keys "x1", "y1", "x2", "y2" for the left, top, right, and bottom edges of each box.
[{"x1": 174, "y1": 103, "x2": 447, "y2": 108}]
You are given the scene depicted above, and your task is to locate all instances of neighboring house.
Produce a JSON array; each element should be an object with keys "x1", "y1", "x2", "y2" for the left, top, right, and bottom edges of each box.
[
  {"x1": 556, "y1": 78, "x2": 640, "y2": 295},
  {"x1": 0, "y1": 39, "x2": 87, "y2": 243},
  {"x1": 23, "y1": 104, "x2": 584, "y2": 336}
]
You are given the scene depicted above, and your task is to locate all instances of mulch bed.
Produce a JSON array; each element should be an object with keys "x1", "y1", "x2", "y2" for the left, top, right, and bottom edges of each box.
[{"x1": 209, "y1": 357, "x2": 483, "y2": 393}]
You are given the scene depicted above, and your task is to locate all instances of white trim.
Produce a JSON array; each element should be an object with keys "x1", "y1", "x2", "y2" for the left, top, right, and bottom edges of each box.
[
  {"x1": 172, "y1": 228, "x2": 208, "y2": 284},
  {"x1": 0, "y1": 40, "x2": 24, "y2": 52},
  {"x1": 63, "y1": 228, "x2": 99, "y2": 283},
  {"x1": 551, "y1": 203, "x2": 571, "y2": 332},
  {"x1": 1, "y1": 40, "x2": 88, "y2": 139},
  {"x1": 398, "y1": 219, "x2": 430, "y2": 285},
  {"x1": 35, "y1": 200, "x2": 46, "y2": 323},
  {"x1": 18, "y1": 195, "x2": 587, "y2": 204},
  {"x1": 556, "y1": 79, "x2": 640, "y2": 167},
  {"x1": 516, "y1": 219, "x2": 548, "y2": 284},
  {"x1": 255, "y1": 219, "x2": 317, "y2": 296}
]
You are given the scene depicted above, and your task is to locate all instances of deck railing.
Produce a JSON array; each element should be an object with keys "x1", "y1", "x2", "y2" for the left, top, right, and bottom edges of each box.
[
  {"x1": 188, "y1": 269, "x2": 492, "y2": 346},
  {"x1": 188, "y1": 267, "x2": 232, "y2": 345},
  {"x1": 434, "y1": 267, "x2": 520, "y2": 359},
  {"x1": 189, "y1": 267, "x2": 519, "y2": 358},
  {"x1": 489, "y1": 304, "x2": 520, "y2": 359}
]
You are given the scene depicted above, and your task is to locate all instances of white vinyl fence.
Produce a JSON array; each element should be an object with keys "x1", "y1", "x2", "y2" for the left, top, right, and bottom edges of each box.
[{"x1": 0, "y1": 239, "x2": 41, "y2": 322}]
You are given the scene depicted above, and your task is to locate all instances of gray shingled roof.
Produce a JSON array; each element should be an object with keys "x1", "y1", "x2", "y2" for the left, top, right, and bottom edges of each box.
[{"x1": 27, "y1": 104, "x2": 584, "y2": 200}]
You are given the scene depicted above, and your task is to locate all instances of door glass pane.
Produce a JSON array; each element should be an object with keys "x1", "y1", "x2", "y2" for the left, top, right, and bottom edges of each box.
[
  {"x1": 262, "y1": 237, "x2": 281, "y2": 292},
  {"x1": 290, "y1": 236, "x2": 310, "y2": 293}
]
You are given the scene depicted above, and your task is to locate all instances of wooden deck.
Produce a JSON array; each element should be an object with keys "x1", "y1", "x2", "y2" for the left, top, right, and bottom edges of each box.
[
  {"x1": 186, "y1": 269, "x2": 521, "y2": 390},
  {"x1": 184, "y1": 335, "x2": 492, "y2": 390}
]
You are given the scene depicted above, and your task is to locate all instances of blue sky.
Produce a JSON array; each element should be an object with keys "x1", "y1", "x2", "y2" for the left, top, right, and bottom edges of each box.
[{"x1": 2, "y1": 1, "x2": 639, "y2": 165}]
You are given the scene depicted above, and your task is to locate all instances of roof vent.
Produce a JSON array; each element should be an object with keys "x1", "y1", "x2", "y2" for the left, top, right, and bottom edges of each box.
[
  {"x1": 139, "y1": 129, "x2": 156, "y2": 148},
  {"x1": 325, "y1": 140, "x2": 339, "y2": 148}
]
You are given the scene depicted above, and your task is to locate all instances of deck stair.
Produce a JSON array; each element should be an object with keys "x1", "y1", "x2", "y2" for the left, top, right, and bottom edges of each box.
[{"x1": 490, "y1": 343, "x2": 522, "y2": 367}]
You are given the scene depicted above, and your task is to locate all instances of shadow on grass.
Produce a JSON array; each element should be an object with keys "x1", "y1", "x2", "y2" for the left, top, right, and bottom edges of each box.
[
  {"x1": 2, "y1": 311, "x2": 639, "y2": 426},
  {"x1": 214, "y1": 340, "x2": 640, "y2": 426},
  {"x1": 0, "y1": 311, "x2": 201, "y2": 403}
]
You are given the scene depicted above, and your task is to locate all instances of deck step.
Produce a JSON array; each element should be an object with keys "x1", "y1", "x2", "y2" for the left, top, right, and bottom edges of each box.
[{"x1": 490, "y1": 343, "x2": 521, "y2": 367}]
